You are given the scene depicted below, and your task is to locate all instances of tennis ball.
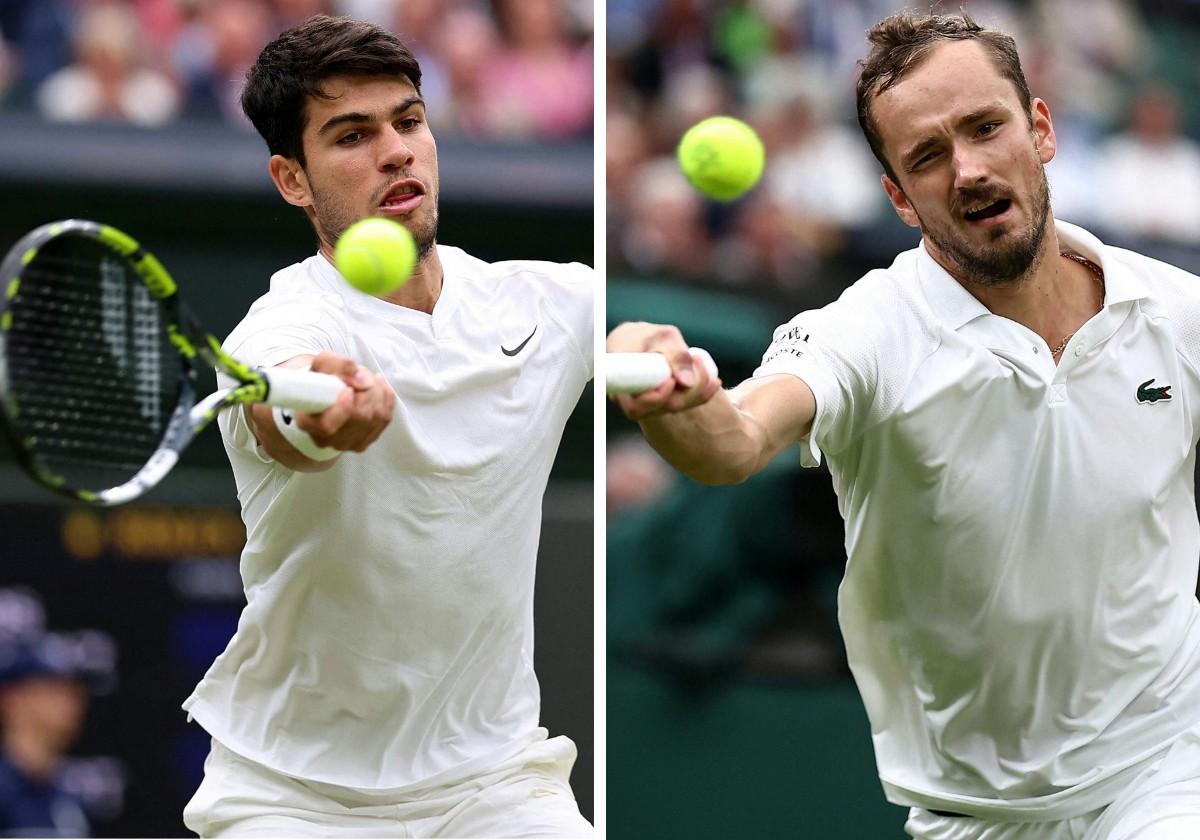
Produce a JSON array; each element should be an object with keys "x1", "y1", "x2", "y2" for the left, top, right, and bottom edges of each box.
[
  {"x1": 334, "y1": 217, "x2": 417, "y2": 296},
  {"x1": 677, "y1": 116, "x2": 765, "y2": 201}
]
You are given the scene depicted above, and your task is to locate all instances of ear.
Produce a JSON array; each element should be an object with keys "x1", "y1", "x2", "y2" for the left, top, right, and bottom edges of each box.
[
  {"x1": 1031, "y1": 97, "x2": 1056, "y2": 165},
  {"x1": 882, "y1": 173, "x2": 920, "y2": 228},
  {"x1": 268, "y1": 155, "x2": 313, "y2": 208}
]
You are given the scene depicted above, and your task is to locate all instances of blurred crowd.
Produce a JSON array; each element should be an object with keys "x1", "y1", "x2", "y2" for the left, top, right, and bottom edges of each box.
[
  {"x1": 0, "y1": 0, "x2": 594, "y2": 140},
  {"x1": 608, "y1": 0, "x2": 1200, "y2": 294}
]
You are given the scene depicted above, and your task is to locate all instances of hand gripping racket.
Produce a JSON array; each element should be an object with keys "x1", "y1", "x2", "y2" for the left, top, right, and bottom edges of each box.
[
  {"x1": 605, "y1": 347, "x2": 719, "y2": 395},
  {"x1": 0, "y1": 219, "x2": 346, "y2": 505}
]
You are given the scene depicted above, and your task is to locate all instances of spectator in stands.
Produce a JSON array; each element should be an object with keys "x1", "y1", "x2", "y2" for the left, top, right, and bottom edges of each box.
[
  {"x1": 1095, "y1": 82, "x2": 1200, "y2": 245},
  {"x1": 0, "y1": 0, "x2": 72, "y2": 103},
  {"x1": 431, "y1": 6, "x2": 502, "y2": 137},
  {"x1": 173, "y1": 0, "x2": 273, "y2": 124},
  {"x1": 618, "y1": 157, "x2": 712, "y2": 279},
  {"x1": 35, "y1": 0, "x2": 179, "y2": 126},
  {"x1": 764, "y1": 91, "x2": 882, "y2": 251},
  {"x1": 0, "y1": 636, "x2": 91, "y2": 838},
  {"x1": 487, "y1": 0, "x2": 593, "y2": 139}
]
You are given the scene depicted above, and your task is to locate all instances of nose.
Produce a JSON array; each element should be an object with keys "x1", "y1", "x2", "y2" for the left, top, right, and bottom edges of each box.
[
  {"x1": 951, "y1": 144, "x2": 989, "y2": 190},
  {"x1": 379, "y1": 125, "x2": 414, "y2": 171}
]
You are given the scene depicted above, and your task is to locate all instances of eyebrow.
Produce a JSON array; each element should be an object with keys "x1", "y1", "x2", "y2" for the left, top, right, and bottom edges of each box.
[
  {"x1": 316, "y1": 96, "x2": 425, "y2": 137},
  {"x1": 900, "y1": 104, "x2": 1006, "y2": 168}
]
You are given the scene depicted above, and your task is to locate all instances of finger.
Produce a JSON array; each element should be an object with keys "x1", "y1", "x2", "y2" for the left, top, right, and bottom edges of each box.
[
  {"x1": 354, "y1": 376, "x2": 396, "y2": 450},
  {"x1": 663, "y1": 348, "x2": 697, "y2": 389},
  {"x1": 351, "y1": 367, "x2": 374, "y2": 391},
  {"x1": 606, "y1": 321, "x2": 672, "y2": 353},
  {"x1": 663, "y1": 376, "x2": 722, "y2": 413},
  {"x1": 336, "y1": 375, "x2": 395, "y2": 451},
  {"x1": 309, "y1": 352, "x2": 360, "y2": 386},
  {"x1": 619, "y1": 376, "x2": 677, "y2": 421},
  {"x1": 296, "y1": 388, "x2": 353, "y2": 442}
]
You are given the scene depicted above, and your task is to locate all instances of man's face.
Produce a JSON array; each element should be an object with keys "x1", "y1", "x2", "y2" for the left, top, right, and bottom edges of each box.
[
  {"x1": 2, "y1": 677, "x2": 88, "y2": 751},
  {"x1": 872, "y1": 40, "x2": 1056, "y2": 287},
  {"x1": 292, "y1": 74, "x2": 440, "y2": 258}
]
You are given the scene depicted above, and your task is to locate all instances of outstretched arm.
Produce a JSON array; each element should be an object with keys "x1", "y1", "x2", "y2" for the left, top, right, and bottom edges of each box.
[
  {"x1": 246, "y1": 352, "x2": 396, "y2": 472},
  {"x1": 607, "y1": 322, "x2": 816, "y2": 485}
]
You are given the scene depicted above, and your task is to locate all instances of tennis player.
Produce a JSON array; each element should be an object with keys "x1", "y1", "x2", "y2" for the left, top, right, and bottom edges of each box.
[
  {"x1": 610, "y1": 12, "x2": 1200, "y2": 839},
  {"x1": 180, "y1": 15, "x2": 593, "y2": 839}
]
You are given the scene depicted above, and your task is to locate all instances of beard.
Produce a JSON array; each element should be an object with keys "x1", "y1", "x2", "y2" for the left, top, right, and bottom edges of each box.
[
  {"x1": 310, "y1": 178, "x2": 440, "y2": 260},
  {"x1": 917, "y1": 165, "x2": 1052, "y2": 288}
]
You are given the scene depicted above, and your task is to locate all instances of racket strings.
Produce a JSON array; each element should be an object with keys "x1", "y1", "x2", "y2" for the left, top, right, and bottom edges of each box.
[{"x1": 4, "y1": 240, "x2": 180, "y2": 487}]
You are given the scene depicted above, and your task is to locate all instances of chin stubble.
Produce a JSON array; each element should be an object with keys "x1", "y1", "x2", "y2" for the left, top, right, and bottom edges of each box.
[{"x1": 921, "y1": 167, "x2": 1052, "y2": 288}]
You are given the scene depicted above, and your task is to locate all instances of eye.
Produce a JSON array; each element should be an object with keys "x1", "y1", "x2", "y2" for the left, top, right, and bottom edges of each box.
[
  {"x1": 337, "y1": 131, "x2": 364, "y2": 145},
  {"x1": 911, "y1": 150, "x2": 939, "y2": 170},
  {"x1": 397, "y1": 116, "x2": 422, "y2": 131},
  {"x1": 977, "y1": 121, "x2": 1000, "y2": 136}
]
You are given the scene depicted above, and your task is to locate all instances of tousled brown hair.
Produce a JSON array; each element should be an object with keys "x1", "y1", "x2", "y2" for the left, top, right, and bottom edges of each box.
[
  {"x1": 856, "y1": 11, "x2": 1033, "y2": 183},
  {"x1": 242, "y1": 15, "x2": 423, "y2": 167}
]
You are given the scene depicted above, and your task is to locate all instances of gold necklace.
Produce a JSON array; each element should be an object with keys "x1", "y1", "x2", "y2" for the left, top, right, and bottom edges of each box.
[
  {"x1": 1049, "y1": 252, "x2": 1104, "y2": 357},
  {"x1": 1049, "y1": 332, "x2": 1073, "y2": 358}
]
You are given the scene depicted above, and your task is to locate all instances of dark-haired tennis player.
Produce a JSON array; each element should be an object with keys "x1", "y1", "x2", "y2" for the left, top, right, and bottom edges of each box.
[{"x1": 181, "y1": 15, "x2": 592, "y2": 838}]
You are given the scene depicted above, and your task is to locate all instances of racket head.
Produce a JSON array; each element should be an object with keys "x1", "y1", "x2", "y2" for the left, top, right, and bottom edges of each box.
[{"x1": 0, "y1": 220, "x2": 200, "y2": 503}]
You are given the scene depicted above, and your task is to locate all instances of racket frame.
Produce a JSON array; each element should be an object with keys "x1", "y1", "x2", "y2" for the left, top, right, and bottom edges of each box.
[{"x1": 0, "y1": 219, "x2": 301, "y2": 504}]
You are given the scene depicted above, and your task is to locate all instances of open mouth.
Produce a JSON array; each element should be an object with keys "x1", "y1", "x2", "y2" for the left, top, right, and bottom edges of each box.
[
  {"x1": 963, "y1": 198, "x2": 1012, "y2": 223},
  {"x1": 378, "y1": 180, "x2": 424, "y2": 213}
]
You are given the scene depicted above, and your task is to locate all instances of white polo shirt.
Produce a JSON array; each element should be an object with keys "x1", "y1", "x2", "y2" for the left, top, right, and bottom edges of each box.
[
  {"x1": 183, "y1": 244, "x2": 592, "y2": 791},
  {"x1": 755, "y1": 220, "x2": 1200, "y2": 819}
]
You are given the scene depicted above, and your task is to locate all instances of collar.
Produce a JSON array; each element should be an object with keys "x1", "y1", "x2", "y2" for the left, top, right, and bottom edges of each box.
[{"x1": 916, "y1": 218, "x2": 1152, "y2": 332}]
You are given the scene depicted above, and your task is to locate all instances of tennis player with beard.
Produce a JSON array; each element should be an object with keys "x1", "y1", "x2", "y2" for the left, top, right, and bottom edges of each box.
[
  {"x1": 180, "y1": 14, "x2": 593, "y2": 839},
  {"x1": 609, "y1": 12, "x2": 1200, "y2": 840}
]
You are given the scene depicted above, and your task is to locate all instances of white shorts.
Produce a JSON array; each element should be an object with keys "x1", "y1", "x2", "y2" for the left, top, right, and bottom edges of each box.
[
  {"x1": 182, "y1": 735, "x2": 593, "y2": 838},
  {"x1": 904, "y1": 726, "x2": 1200, "y2": 840}
]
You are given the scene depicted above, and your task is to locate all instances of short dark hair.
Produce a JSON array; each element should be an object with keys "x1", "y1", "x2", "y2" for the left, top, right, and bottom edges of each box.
[
  {"x1": 242, "y1": 14, "x2": 423, "y2": 167},
  {"x1": 856, "y1": 11, "x2": 1032, "y2": 183}
]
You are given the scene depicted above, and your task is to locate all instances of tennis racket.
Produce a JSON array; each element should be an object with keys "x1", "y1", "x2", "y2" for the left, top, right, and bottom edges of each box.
[
  {"x1": 605, "y1": 347, "x2": 719, "y2": 395},
  {"x1": 0, "y1": 219, "x2": 346, "y2": 505}
]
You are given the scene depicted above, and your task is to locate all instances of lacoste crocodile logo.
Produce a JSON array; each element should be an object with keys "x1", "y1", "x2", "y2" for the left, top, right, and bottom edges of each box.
[
  {"x1": 501, "y1": 325, "x2": 538, "y2": 357},
  {"x1": 1137, "y1": 378, "x2": 1173, "y2": 404}
]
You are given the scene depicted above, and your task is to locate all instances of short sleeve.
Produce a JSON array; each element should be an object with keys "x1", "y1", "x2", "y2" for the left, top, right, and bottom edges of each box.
[
  {"x1": 544, "y1": 261, "x2": 594, "y2": 380},
  {"x1": 215, "y1": 292, "x2": 353, "y2": 461},
  {"x1": 752, "y1": 273, "x2": 925, "y2": 467}
]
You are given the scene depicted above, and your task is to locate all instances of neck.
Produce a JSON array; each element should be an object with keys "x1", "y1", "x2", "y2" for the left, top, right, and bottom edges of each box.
[
  {"x1": 321, "y1": 245, "x2": 444, "y2": 315},
  {"x1": 933, "y1": 223, "x2": 1103, "y2": 352},
  {"x1": 382, "y1": 247, "x2": 444, "y2": 314}
]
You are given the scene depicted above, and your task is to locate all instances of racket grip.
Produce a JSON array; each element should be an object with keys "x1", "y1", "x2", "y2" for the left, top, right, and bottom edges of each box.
[
  {"x1": 262, "y1": 368, "x2": 348, "y2": 413},
  {"x1": 605, "y1": 348, "x2": 718, "y2": 395}
]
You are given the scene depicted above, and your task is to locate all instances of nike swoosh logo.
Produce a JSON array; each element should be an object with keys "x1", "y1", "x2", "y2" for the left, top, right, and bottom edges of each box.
[{"x1": 501, "y1": 325, "x2": 538, "y2": 356}]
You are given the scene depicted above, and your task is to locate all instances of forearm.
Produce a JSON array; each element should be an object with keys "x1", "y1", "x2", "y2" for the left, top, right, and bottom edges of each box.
[
  {"x1": 246, "y1": 403, "x2": 341, "y2": 472},
  {"x1": 638, "y1": 374, "x2": 816, "y2": 485},
  {"x1": 639, "y1": 389, "x2": 769, "y2": 485},
  {"x1": 240, "y1": 352, "x2": 395, "y2": 472}
]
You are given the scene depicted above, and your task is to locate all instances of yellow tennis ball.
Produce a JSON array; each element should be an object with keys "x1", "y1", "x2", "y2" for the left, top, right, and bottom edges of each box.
[
  {"x1": 677, "y1": 116, "x2": 765, "y2": 201},
  {"x1": 334, "y1": 217, "x2": 417, "y2": 295}
]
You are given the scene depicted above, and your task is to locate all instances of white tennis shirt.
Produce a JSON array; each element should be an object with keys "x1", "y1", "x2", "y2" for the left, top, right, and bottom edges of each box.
[
  {"x1": 755, "y1": 220, "x2": 1200, "y2": 819},
  {"x1": 183, "y1": 244, "x2": 592, "y2": 790}
]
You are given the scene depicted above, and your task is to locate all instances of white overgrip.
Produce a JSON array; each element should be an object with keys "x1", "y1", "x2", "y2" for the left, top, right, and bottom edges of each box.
[
  {"x1": 262, "y1": 367, "x2": 347, "y2": 413},
  {"x1": 605, "y1": 347, "x2": 718, "y2": 395}
]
